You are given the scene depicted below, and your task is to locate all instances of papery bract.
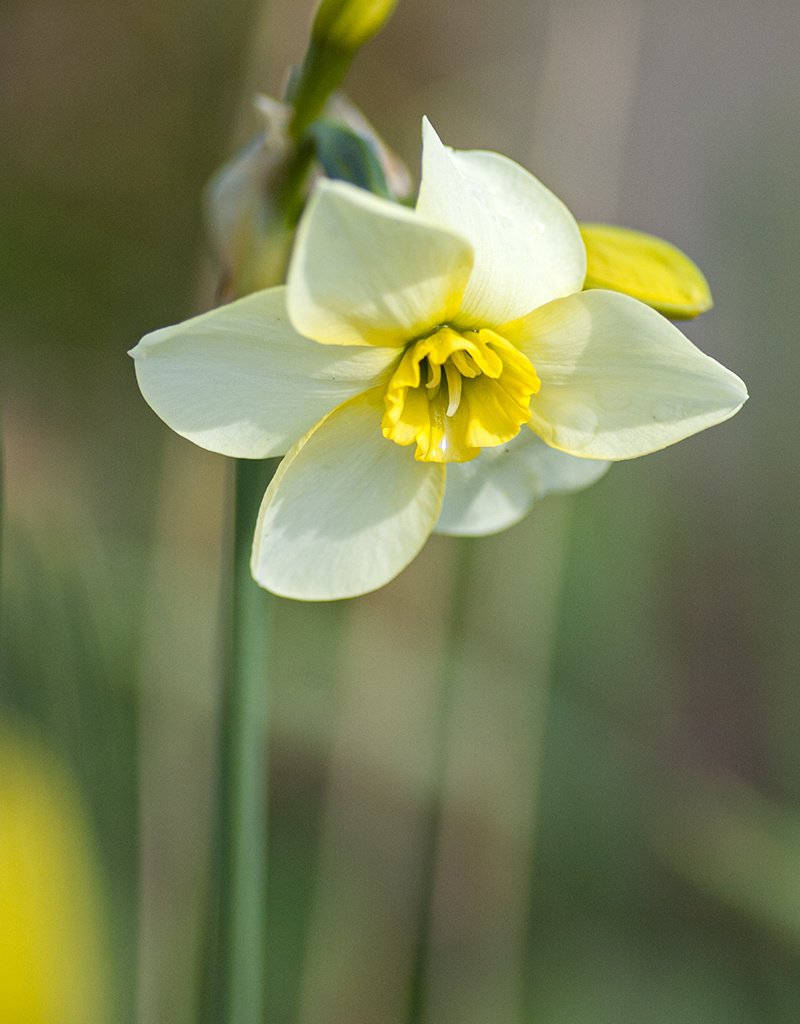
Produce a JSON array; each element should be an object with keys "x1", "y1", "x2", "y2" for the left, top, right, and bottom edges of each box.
[{"x1": 207, "y1": 93, "x2": 411, "y2": 300}]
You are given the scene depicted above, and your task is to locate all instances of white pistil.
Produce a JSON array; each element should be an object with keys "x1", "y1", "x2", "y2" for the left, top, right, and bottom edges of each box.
[{"x1": 444, "y1": 361, "x2": 462, "y2": 417}]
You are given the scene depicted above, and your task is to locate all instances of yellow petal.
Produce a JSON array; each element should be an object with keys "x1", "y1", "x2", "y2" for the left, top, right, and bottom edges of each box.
[
  {"x1": 381, "y1": 328, "x2": 539, "y2": 463},
  {"x1": 580, "y1": 222, "x2": 713, "y2": 319}
]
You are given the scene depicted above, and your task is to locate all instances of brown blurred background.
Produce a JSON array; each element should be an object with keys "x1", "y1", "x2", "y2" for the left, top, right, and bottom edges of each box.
[{"x1": 1, "y1": 0, "x2": 798, "y2": 1022}]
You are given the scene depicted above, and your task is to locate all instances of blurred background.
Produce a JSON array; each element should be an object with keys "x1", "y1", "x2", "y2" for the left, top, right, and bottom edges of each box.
[{"x1": 1, "y1": 0, "x2": 798, "y2": 1021}]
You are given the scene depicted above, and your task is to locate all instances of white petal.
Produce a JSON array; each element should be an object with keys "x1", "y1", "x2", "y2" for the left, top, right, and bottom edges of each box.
[
  {"x1": 435, "y1": 429, "x2": 610, "y2": 536},
  {"x1": 251, "y1": 390, "x2": 446, "y2": 600},
  {"x1": 510, "y1": 290, "x2": 748, "y2": 460},
  {"x1": 130, "y1": 287, "x2": 399, "y2": 458},
  {"x1": 287, "y1": 179, "x2": 474, "y2": 347},
  {"x1": 416, "y1": 118, "x2": 586, "y2": 328}
]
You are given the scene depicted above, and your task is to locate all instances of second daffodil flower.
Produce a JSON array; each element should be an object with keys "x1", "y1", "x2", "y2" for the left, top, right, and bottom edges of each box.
[{"x1": 131, "y1": 120, "x2": 747, "y2": 600}]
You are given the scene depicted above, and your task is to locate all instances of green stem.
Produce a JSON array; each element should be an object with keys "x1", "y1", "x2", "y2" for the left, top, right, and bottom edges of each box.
[
  {"x1": 405, "y1": 537, "x2": 476, "y2": 1024},
  {"x1": 274, "y1": 136, "x2": 318, "y2": 230},
  {"x1": 288, "y1": 39, "x2": 354, "y2": 140},
  {"x1": 205, "y1": 457, "x2": 278, "y2": 1024}
]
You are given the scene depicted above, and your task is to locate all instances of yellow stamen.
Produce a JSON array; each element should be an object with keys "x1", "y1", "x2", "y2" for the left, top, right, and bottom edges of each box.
[
  {"x1": 452, "y1": 349, "x2": 480, "y2": 378},
  {"x1": 381, "y1": 325, "x2": 541, "y2": 463}
]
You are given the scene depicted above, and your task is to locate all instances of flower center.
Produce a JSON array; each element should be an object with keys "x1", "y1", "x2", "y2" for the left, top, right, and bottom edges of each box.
[{"x1": 381, "y1": 325, "x2": 541, "y2": 463}]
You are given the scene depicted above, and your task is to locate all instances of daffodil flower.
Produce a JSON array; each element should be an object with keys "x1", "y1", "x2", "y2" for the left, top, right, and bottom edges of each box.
[{"x1": 132, "y1": 120, "x2": 747, "y2": 600}]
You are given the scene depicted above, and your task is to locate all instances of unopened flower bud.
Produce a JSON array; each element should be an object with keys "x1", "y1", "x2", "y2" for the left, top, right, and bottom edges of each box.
[
  {"x1": 311, "y1": 0, "x2": 399, "y2": 51},
  {"x1": 580, "y1": 223, "x2": 713, "y2": 319}
]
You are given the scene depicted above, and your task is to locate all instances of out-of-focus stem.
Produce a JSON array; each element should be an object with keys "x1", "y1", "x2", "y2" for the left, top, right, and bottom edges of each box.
[
  {"x1": 405, "y1": 537, "x2": 476, "y2": 1024},
  {"x1": 205, "y1": 457, "x2": 277, "y2": 1024},
  {"x1": 289, "y1": 40, "x2": 355, "y2": 140},
  {"x1": 289, "y1": 0, "x2": 399, "y2": 138}
]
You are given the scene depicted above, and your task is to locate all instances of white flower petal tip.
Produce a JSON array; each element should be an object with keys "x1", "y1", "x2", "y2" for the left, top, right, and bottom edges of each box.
[
  {"x1": 513, "y1": 290, "x2": 747, "y2": 461},
  {"x1": 435, "y1": 430, "x2": 610, "y2": 537},
  {"x1": 287, "y1": 178, "x2": 474, "y2": 347},
  {"x1": 417, "y1": 118, "x2": 587, "y2": 327},
  {"x1": 251, "y1": 391, "x2": 446, "y2": 601},
  {"x1": 130, "y1": 287, "x2": 399, "y2": 459}
]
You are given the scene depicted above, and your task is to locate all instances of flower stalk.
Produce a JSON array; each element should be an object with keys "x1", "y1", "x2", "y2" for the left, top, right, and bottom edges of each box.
[
  {"x1": 198, "y1": 8, "x2": 407, "y2": 1016},
  {"x1": 204, "y1": 457, "x2": 277, "y2": 1024},
  {"x1": 405, "y1": 536, "x2": 476, "y2": 1024},
  {"x1": 289, "y1": 0, "x2": 399, "y2": 138}
]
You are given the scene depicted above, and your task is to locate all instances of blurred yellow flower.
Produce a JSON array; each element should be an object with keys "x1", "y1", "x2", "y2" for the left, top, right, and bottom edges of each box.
[
  {"x1": 132, "y1": 119, "x2": 747, "y2": 600},
  {"x1": 0, "y1": 729, "x2": 113, "y2": 1024}
]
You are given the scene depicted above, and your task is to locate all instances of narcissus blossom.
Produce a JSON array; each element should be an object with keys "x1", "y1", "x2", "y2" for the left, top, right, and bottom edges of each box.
[{"x1": 131, "y1": 119, "x2": 747, "y2": 600}]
